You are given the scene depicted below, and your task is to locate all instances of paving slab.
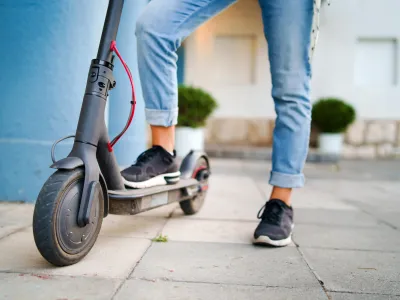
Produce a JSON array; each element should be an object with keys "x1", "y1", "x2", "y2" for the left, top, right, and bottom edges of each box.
[
  {"x1": 293, "y1": 209, "x2": 379, "y2": 227},
  {"x1": 132, "y1": 241, "x2": 319, "y2": 287},
  {"x1": 173, "y1": 179, "x2": 264, "y2": 221},
  {"x1": 100, "y1": 215, "x2": 166, "y2": 239},
  {"x1": 0, "y1": 273, "x2": 119, "y2": 300},
  {"x1": 373, "y1": 212, "x2": 400, "y2": 229},
  {"x1": 346, "y1": 198, "x2": 400, "y2": 214},
  {"x1": 0, "y1": 228, "x2": 151, "y2": 278},
  {"x1": 293, "y1": 224, "x2": 400, "y2": 251},
  {"x1": 207, "y1": 175, "x2": 265, "y2": 200},
  {"x1": 302, "y1": 248, "x2": 400, "y2": 295},
  {"x1": 255, "y1": 181, "x2": 358, "y2": 211},
  {"x1": 330, "y1": 292, "x2": 400, "y2": 300},
  {"x1": 162, "y1": 218, "x2": 282, "y2": 245},
  {"x1": 114, "y1": 279, "x2": 328, "y2": 300},
  {"x1": 0, "y1": 203, "x2": 33, "y2": 239}
]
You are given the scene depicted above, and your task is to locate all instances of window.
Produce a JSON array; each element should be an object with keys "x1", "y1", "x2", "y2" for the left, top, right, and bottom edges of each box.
[
  {"x1": 354, "y1": 38, "x2": 398, "y2": 86},
  {"x1": 212, "y1": 35, "x2": 257, "y2": 85}
]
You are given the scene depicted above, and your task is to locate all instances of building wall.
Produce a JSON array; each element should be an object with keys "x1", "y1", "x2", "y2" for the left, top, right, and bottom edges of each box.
[
  {"x1": 183, "y1": 0, "x2": 400, "y2": 158},
  {"x1": 0, "y1": 0, "x2": 148, "y2": 202}
]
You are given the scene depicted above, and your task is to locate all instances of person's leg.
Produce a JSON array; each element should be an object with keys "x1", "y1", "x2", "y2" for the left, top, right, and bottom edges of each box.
[
  {"x1": 254, "y1": 0, "x2": 318, "y2": 246},
  {"x1": 121, "y1": 0, "x2": 237, "y2": 188}
]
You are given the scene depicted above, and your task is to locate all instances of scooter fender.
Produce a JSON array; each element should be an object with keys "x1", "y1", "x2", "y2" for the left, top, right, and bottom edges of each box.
[
  {"x1": 50, "y1": 156, "x2": 84, "y2": 170},
  {"x1": 49, "y1": 156, "x2": 109, "y2": 218},
  {"x1": 179, "y1": 150, "x2": 210, "y2": 179}
]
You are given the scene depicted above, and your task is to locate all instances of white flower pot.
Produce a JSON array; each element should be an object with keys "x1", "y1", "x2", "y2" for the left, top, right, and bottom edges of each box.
[
  {"x1": 175, "y1": 127, "x2": 204, "y2": 157},
  {"x1": 318, "y1": 133, "x2": 344, "y2": 155}
]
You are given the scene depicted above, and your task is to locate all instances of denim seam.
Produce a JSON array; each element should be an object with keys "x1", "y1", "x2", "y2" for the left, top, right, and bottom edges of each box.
[
  {"x1": 145, "y1": 108, "x2": 179, "y2": 126},
  {"x1": 269, "y1": 171, "x2": 305, "y2": 188}
]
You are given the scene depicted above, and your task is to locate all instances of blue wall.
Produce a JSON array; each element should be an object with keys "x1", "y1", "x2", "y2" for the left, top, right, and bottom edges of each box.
[
  {"x1": 0, "y1": 0, "x2": 147, "y2": 202},
  {"x1": 108, "y1": 0, "x2": 148, "y2": 167}
]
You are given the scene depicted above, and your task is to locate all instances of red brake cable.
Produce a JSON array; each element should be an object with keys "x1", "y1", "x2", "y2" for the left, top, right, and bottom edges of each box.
[{"x1": 107, "y1": 40, "x2": 137, "y2": 152}]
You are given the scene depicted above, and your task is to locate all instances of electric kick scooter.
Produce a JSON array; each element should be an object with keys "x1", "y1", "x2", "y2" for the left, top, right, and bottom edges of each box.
[{"x1": 32, "y1": 0, "x2": 210, "y2": 267}]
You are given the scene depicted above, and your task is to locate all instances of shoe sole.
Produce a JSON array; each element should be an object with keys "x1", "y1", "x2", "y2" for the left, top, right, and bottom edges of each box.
[
  {"x1": 253, "y1": 224, "x2": 294, "y2": 247},
  {"x1": 123, "y1": 171, "x2": 181, "y2": 189},
  {"x1": 253, "y1": 235, "x2": 292, "y2": 247}
]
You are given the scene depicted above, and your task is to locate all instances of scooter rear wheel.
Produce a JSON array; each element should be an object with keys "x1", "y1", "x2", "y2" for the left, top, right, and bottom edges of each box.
[
  {"x1": 32, "y1": 168, "x2": 103, "y2": 266},
  {"x1": 179, "y1": 156, "x2": 209, "y2": 215}
]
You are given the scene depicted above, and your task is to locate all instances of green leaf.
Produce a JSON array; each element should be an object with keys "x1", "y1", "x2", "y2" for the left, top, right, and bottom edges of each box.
[
  {"x1": 177, "y1": 85, "x2": 218, "y2": 128},
  {"x1": 152, "y1": 234, "x2": 169, "y2": 243},
  {"x1": 311, "y1": 97, "x2": 356, "y2": 133}
]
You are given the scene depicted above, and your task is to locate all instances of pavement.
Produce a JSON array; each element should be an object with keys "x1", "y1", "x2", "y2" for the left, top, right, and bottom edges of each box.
[{"x1": 1, "y1": 158, "x2": 400, "y2": 299}]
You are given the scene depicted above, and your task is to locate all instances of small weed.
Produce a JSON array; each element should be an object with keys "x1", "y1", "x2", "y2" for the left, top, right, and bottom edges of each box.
[{"x1": 152, "y1": 234, "x2": 168, "y2": 243}]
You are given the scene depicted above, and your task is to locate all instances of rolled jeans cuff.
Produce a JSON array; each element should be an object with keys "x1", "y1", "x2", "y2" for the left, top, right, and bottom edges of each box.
[
  {"x1": 145, "y1": 108, "x2": 178, "y2": 127},
  {"x1": 269, "y1": 171, "x2": 305, "y2": 188}
]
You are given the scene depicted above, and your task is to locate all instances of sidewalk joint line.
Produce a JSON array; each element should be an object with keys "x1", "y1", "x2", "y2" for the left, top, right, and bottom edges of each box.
[
  {"x1": 328, "y1": 290, "x2": 400, "y2": 297},
  {"x1": 0, "y1": 225, "x2": 31, "y2": 242},
  {"x1": 294, "y1": 243, "x2": 331, "y2": 300},
  {"x1": 132, "y1": 277, "x2": 302, "y2": 289},
  {"x1": 110, "y1": 242, "x2": 154, "y2": 300},
  {"x1": 297, "y1": 245, "x2": 400, "y2": 254},
  {"x1": 343, "y1": 198, "x2": 399, "y2": 231}
]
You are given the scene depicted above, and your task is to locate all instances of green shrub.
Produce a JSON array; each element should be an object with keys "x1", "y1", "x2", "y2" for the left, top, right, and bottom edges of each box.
[
  {"x1": 311, "y1": 98, "x2": 356, "y2": 133},
  {"x1": 177, "y1": 85, "x2": 218, "y2": 128}
]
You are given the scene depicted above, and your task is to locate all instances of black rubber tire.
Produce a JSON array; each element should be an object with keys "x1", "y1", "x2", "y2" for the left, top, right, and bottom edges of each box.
[
  {"x1": 32, "y1": 168, "x2": 104, "y2": 267},
  {"x1": 179, "y1": 156, "x2": 209, "y2": 215}
]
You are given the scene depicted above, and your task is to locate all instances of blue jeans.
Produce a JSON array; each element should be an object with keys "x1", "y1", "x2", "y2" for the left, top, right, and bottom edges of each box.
[{"x1": 136, "y1": 0, "x2": 317, "y2": 188}]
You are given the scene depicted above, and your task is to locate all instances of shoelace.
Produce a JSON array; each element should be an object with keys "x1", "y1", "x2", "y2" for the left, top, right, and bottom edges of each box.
[
  {"x1": 257, "y1": 201, "x2": 284, "y2": 225},
  {"x1": 134, "y1": 147, "x2": 158, "y2": 166}
]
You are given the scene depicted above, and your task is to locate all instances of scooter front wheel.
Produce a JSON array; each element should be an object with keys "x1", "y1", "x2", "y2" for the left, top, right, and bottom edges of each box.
[{"x1": 32, "y1": 168, "x2": 104, "y2": 266}]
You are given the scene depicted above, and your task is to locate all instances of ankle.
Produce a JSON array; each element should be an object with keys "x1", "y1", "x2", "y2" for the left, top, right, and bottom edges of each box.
[
  {"x1": 270, "y1": 187, "x2": 292, "y2": 206},
  {"x1": 151, "y1": 125, "x2": 174, "y2": 153}
]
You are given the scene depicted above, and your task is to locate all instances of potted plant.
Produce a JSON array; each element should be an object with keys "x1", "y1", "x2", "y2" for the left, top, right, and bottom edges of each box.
[
  {"x1": 311, "y1": 97, "x2": 356, "y2": 155},
  {"x1": 175, "y1": 85, "x2": 218, "y2": 157}
]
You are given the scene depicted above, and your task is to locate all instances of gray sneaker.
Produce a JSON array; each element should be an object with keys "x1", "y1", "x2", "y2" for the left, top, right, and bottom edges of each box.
[
  {"x1": 121, "y1": 145, "x2": 180, "y2": 189},
  {"x1": 253, "y1": 199, "x2": 294, "y2": 247}
]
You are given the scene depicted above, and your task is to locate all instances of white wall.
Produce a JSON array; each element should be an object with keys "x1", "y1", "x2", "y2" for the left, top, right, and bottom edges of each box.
[
  {"x1": 185, "y1": 0, "x2": 274, "y2": 118},
  {"x1": 312, "y1": 0, "x2": 400, "y2": 119},
  {"x1": 185, "y1": 0, "x2": 400, "y2": 120}
]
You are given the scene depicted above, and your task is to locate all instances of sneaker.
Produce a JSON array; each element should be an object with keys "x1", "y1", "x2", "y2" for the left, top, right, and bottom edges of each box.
[
  {"x1": 121, "y1": 145, "x2": 180, "y2": 189},
  {"x1": 253, "y1": 199, "x2": 294, "y2": 247}
]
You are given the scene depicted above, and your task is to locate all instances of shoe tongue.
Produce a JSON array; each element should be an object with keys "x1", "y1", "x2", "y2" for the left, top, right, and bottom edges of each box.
[
  {"x1": 268, "y1": 199, "x2": 289, "y2": 209},
  {"x1": 152, "y1": 145, "x2": 174, "y2": 157}
]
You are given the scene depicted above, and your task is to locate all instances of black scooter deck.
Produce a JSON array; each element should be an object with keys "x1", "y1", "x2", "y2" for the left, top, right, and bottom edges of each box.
[{"x1": 108, "y1": 178, "x2": 199, "y2": 215}]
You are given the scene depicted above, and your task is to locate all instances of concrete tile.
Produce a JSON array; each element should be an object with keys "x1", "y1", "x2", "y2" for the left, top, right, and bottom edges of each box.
[
  {"x1": 208, "y1": 175, "x2": 265, "y2": 200},
  {"x1": 172, "y1": 194, "x2": 263, "y2": 221},
  {"x1": 162, "y1": 218, "x2": 279, "y2": 245},
  {"x1": 292, "y1": 188, "x2": 358, "y2": 210},
  {"x1": 373, "y1": 181, "x2": 400, "y2": 197},
  {"x1": 293, "y1": 224, "x2": 400, "y2": 251},
  {"x1": 294, "y1": 209, "x2": 379, "y2": 227},
  {"x1": 0, "y1": 273, "x2": 120, "y2": 300},
  {"x1": 347, "y1": 199, "x2": 400, "y2": 215},
  {"x1": 314, "y1": 180, "x2": 398, "y2": 210},
  {"x1": 132, "y1": 241, "x2": 319, "y2": 287},
  {"x1": 375, "y1": 212, "x2": 400, "y2": 229},
  {"x1": 173, "y1": 175, "x2": 265, "y2": 221},
  {"x1": 0, "y1": 203, "x2": 34, "y2": 238},
  {"x1": 115, "y1": 279, "x2": 328, "y2": 300},
  {"x1": 255, "y1": 182, "x2": 358, "y2": 211},
  {"x1": 100, "y1": 215, "x2": 166, "y2": 239},
  {"x1": 302, "y1": 248, "x2": 400, "y2": 294},
  {"x1": 330, "y1": 292, "x2": 400, "y2": 300},
  {"x1": 0, "y1": 228, "x2": 151, "y2": 278}
]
